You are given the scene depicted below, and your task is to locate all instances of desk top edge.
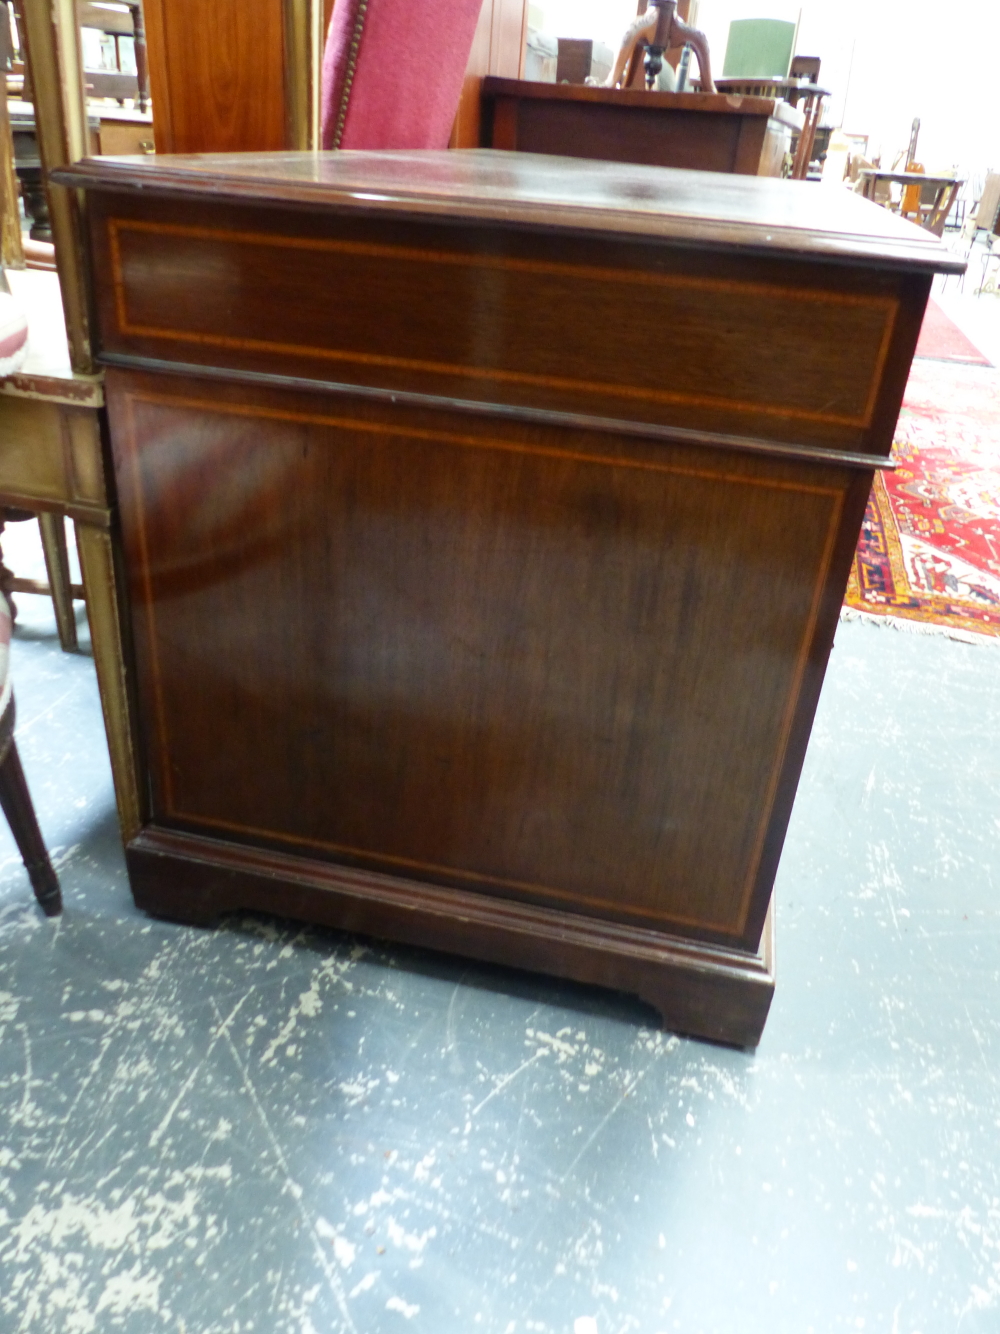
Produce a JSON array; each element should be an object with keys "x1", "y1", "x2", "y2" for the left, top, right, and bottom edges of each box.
[{"x1": 54, "y1": 149, "x2": 965, "y2": 274}]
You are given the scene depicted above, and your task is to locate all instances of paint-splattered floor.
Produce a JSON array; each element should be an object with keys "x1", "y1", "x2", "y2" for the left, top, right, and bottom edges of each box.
[{"x1": 1, "y1": 527, "x2": 999, "y2": 1334}]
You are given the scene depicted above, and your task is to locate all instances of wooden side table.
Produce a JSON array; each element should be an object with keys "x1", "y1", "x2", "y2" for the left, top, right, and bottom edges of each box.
[{"x1": 857, "y1": 171, "x2": 963, "y2": 238}]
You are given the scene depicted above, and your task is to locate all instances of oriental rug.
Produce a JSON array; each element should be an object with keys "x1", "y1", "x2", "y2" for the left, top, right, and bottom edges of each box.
[{"x1": 844, "y1": 355, "x2": 1000, "y2": 639}]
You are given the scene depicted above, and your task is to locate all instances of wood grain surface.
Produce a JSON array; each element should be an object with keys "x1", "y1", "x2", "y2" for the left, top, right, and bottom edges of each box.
[
  {"x1": 83, "y1": 191, "x2": 931, "y2": 456},
  {"x1": 108, "y1": 368, "x2": 856, "y2": 944},
  {"x1": 143, "y1": 0, "x2": 287, "y2": 153}
]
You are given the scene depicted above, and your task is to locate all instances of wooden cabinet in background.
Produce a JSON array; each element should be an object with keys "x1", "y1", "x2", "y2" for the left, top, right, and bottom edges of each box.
[{"x1": 481, "y1": 79, "x2": 797, "y2": 176}]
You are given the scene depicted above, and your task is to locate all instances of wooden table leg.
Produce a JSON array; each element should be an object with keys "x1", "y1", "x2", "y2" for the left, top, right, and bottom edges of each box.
[
  {"x1": 76, "y1": 522, "x2": 143, "y2": 842},
  {"x1": 38, "y1": 511, "x2": 78, "y2": 651},
  {"x1": 791, "y1": 94, "x2": 822, "y2": 180}
]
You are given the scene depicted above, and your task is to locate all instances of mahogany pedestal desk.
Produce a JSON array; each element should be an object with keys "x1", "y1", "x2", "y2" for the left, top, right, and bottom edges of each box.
[{"x1": 57, "y1": 150, "x2": 961, "y2": 1046}]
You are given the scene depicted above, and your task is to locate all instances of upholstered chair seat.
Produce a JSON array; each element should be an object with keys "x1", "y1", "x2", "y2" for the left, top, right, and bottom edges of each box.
[{"x1": 0, "y1": 281, "x2": 29, "y2": 377}]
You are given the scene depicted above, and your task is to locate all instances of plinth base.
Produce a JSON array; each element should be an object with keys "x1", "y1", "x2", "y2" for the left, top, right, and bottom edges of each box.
[{"x1": 127, "y1": 827, "x2": 775, "y2": 1048}]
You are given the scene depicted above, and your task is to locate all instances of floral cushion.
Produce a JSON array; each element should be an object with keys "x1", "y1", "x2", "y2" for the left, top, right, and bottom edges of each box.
[{"x1": 0, "y1": 287, "x2": 29, "y2": 377}]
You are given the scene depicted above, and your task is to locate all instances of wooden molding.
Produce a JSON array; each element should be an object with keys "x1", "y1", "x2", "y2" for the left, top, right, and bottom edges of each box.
[
  {"x1": 95, "y1": 351, "x2": 900, "y2": 472},
  {"x1": 283, "y1": 0, "x2": 323, "y2": 149}
]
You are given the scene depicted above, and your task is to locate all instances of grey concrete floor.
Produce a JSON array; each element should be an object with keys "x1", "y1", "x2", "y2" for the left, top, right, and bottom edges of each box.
[{"x1": 1, "y1": 528, "x2": 999, "y2": 1334}]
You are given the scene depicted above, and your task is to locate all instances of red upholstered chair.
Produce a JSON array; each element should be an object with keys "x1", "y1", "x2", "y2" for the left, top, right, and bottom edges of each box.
[
  {"x1": 321, "y1": 0, "x2": 485, "y2": 150},
  {"x1": 0, "y1": 594, "x2": 61, "y2": 916}
]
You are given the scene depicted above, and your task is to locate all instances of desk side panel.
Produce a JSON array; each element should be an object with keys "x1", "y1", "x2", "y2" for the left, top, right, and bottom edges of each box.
[{"x1": 107, "y1": 368, "x2": 863, "y2": 945}]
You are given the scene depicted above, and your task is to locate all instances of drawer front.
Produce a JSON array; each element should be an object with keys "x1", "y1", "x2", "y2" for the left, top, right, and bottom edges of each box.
[
  {"x1": 108, "y1": 368, "x2": 866, "y2": 945},
  {"x1": 90, "y1": 194, "x2": 918, "y2": 456}
]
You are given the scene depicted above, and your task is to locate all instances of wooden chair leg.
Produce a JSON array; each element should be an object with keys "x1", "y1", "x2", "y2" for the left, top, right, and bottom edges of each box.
[
  {"x1": 0, "y1": 508, "x2": 33, "y2": 620},
  {"x1": 0, "y1": 739, "x2": 61, "y2": 915},
  {"x1": 38, "y1": 512, "x2": 78, "y2": 652}
]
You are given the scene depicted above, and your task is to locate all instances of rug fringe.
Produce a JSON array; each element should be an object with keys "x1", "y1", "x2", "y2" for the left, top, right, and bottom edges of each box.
[{"x1": 839, "y1": 606, "x2": 1000, "y2": 646}]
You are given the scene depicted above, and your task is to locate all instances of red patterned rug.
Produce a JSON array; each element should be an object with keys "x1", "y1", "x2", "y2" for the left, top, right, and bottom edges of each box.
[
  {"x1": 845, "y1": 353, "x2": 1000, "y2": 639},
  {"x1": 914, "y1": 298, "x2": 992, "y2": 366}
]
